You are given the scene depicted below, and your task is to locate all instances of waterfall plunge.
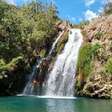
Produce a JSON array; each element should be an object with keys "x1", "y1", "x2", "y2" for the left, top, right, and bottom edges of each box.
[{"x1": 45, "y1": 29, "x2": 83, "y2": 96}]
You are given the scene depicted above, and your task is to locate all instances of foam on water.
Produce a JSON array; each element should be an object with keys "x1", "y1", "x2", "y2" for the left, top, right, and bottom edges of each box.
[{"x1": 17, "y1": 94, "x2": 76, "y2": 100}]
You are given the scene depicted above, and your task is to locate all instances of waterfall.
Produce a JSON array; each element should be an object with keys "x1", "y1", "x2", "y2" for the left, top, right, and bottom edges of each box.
[
  {"x1": 49, "y1": 30, "x2": 65, "y2": 55},
  {"x1": 23, "y1": 30, "x2": 65, "y2": 95},
  {"x1": 23, "y1": 58, "x2": 42, "y2": 95},
  {"x1": 23, "y1": 28, "x2": 83, "y2": 97},
  {"x1": 45, "y1": 29, "x2": 83, "y2": 96}
]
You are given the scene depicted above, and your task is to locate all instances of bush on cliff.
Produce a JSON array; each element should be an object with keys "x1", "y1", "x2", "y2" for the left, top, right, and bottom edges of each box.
[
  {"x1": 105, "y1": 57, "x2": 112, "y2": 75},
  {"x1": 77, "y1": 43, "x2": 101, "y2": 78}
]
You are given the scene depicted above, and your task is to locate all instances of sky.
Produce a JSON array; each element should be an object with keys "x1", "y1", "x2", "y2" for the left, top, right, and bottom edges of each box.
[{"x1": 4, "y1": 0, "x2": 109, "y2": 23}]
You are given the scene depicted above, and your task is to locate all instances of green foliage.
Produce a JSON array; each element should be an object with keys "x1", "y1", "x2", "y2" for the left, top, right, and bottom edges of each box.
[
  {"x1": 105, "y1": 57, "x2": 112, "y2": 75},
  {"x1": 95, "y1": 32, "x2": 104, "y2": 40},
  {"x1": 39, "y1": 49, "x2": 46, "y2": 58},
  {"x1": 91, "y1": 43, "x2": 101, "y2": 56},
  {"x1": 78, "y1": 43, "x2": 92, "y2": 77},
  {"x1": 0, "y1": 0, "x2": 58, "y2": 74},
  {"x1": 0, "y1": 56, "x2": 24, "y2": 72},
  {"x1": 0, "y1": 59, "x2": 5, "y2": 66},
  {"x1": 0, "y1": 1, "x2": 59, "y2": 95},
  {"x1": 77, "y1": 43, "x2": 101, "y2": 77}
]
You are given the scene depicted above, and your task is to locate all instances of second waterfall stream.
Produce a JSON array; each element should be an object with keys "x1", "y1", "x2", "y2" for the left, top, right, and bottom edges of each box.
[{"x1": 23, "y1": 29, "x2": 83, "y2": 97}]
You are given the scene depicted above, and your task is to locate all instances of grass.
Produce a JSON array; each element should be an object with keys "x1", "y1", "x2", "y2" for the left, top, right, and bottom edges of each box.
[
  {"x1": 95, "y1": 32, "x2": 104, "y2": 40},
  {"x1": 105, "y1": 57, "x2": 112, "y2": 75},
  {"x1": 77, "y1": 43, "x2": 101, "y2": 78}
]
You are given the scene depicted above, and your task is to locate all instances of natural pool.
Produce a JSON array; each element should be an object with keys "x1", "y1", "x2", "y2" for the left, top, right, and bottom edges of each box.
[{"x1": 0, "y1": 96, "x2": 111, "y2": 112}]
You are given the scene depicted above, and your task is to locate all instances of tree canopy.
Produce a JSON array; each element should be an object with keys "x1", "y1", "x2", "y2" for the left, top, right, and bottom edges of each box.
[{"x1": 0, "y1": 0, "x2": 58, "y2": 74}]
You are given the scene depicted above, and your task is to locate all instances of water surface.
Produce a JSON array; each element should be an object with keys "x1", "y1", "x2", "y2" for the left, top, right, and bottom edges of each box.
[{"x1": 0, "y1": 96, "x2": 111, "y2": 112}]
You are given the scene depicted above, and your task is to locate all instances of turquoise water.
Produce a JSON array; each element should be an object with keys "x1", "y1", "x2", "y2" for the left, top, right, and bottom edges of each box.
[{"x1": 0, "y1": 96, "x2": 112, "y2": 112}]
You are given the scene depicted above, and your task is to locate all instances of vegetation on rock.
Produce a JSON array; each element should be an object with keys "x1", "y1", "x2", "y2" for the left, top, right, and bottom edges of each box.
[
  {"x1": 77, "y1": 43, "x2": 101, "y2": 78},
  {"x1": 75, "y1": 5, "x2": 112, "y2": 98},
  {"x1": 0, "y1": 0, "x2": 58, "y2": 95},
  {"x1": 105, "y1": 57, "x2": 112, "y2": 75}
]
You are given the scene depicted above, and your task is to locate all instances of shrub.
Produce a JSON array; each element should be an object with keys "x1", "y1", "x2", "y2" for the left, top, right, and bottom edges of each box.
[
  {"x1": 77, "y1": 43, "x2": 101, "y2": 77},
  {"x1": 0, "y1": 56, "x2": 24, "y2": 72},
  {"x1": 105, "y1": 57, "x2": 112, "y2": 74},
  {"x1": 0, "y1": 59, "x2": 5, "y2": 66},
  {"x1": 95, "y1": 32, "x2": 104, "y2": 40},
  {"x1": 39, "y1": 49, "x2": 46, "y2": 58}
]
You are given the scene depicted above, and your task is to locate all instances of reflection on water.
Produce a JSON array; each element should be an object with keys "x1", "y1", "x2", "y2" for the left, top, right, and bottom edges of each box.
[
  {"x1": 0, "y1": 96, "x2": 112, "y2": 112},
  {"x1": 46, "y1": 99, "x2": 75, "y2": 112},
  {"x1": 46, "y1": 98, "x2": 112, "y2": 112},
  {"x1": 75, "y1": 98, "x2": 112, "y2": 112}
]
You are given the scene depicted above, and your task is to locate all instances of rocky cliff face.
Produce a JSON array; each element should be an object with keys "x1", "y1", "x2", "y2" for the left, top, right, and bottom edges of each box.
[{"x1": 75, "y1": 15, "x2": 112, "y2": 99}]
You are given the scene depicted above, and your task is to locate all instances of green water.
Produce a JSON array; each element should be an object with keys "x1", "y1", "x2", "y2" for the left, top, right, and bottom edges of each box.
[{"x1": 0, "y1": 96, "x2": 112, "y2": 112}]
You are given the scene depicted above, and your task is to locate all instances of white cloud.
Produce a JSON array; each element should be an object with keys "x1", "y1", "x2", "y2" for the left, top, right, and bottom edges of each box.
[
  {"x1": 98, "y1": 7, "x2": 104, "y2": 13},
  {"x1": 5, "y1": 0, "x2": 16, "y2": 5},
  {"x1": 85, "y1": 0, "x2": 96, "y2": 6},
  {"x1": 84, "y1": 10, "x2": 98, "y2": 21}
]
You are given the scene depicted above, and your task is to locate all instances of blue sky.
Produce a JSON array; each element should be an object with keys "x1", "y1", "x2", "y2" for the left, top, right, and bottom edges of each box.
[
  {"x1": 5, "y1": 0, "x2": 107, "y2": 23},
  {"x1": 54, "y1": 0, "x2": 106, "y2": 23}
]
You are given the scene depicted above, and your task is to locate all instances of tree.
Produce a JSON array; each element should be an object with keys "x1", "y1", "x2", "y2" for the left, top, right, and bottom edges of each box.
[{"x1": 0, "y1": 0, "x2": 58, "y2": 63}]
